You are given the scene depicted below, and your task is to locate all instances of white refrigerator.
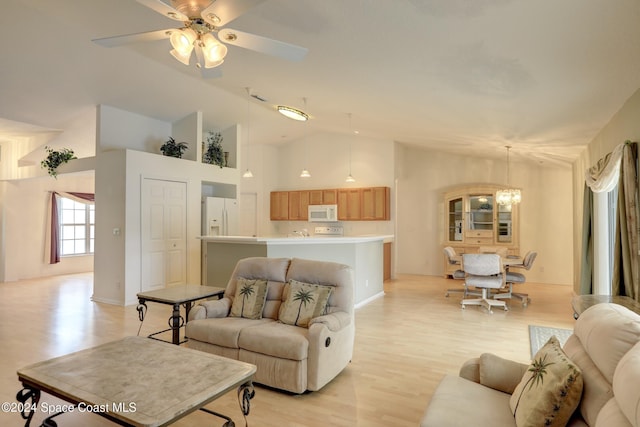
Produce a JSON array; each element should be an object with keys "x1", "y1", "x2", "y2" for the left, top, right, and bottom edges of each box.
[{"x1": 203, "y1": 197, "x2": 238, "y2": 236}]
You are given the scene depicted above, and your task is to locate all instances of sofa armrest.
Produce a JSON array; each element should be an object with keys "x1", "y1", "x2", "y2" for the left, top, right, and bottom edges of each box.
[
  {"x1": 459, "y1": 357, "x2": 481, "y2": 383},
  {"x1": 309, "y1": 311, "x2": 351, "y2": 332},
  {"x1": 460, "y1": 353, "x2": 528, "y2": 394},
  {"x1": 189, "y1": 298, "x2": 231, "y2": 321}
]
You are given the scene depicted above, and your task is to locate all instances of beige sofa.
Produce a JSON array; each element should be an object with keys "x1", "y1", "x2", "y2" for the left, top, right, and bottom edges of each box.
[
  {"x1": 186, "y1": 257, "x2": 355, "y2": 394},
  {"x1": 421, "y1": 303, "x2": 640, "y2": 426}
]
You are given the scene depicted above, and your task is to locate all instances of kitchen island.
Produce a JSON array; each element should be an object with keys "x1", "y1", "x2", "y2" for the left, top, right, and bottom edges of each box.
[{"x1": 200, "y1": 235, "x2": 393, "y2": 307}]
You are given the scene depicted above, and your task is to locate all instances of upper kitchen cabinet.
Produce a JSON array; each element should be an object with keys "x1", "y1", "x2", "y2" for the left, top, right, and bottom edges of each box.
[
  {"x1": 270, "y1": 191, "x2": 289, "y2": 220},
  {"x1": 271, "y1": 186, "x2": 391, "y2": 221},
  {"x1": 337, "y1": 188, "x2": 362, "y2": 220},
  {"x1": 288, "y1": 191, "x2": 310, "y2": 220},
  {"x1": 309, "y1": 189, "x2": 338, "y2": 205},
  {"x1": 361, "y1": 187, "x2": 390, "y2": 220}
]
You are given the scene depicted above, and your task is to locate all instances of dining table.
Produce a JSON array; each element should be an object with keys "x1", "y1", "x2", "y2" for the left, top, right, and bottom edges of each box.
[{"x1": 453, "y1": 254, "x2": 524, "y2": 270}]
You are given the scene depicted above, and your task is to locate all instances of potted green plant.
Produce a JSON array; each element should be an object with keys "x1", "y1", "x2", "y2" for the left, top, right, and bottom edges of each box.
[
  {"x1": 203, "y1": 131, "x2": 225, "y2": 168},
  {"x1": 41, "y1": 146, "x2": 77, "y2": 178},
  {"x1": 160, "y1": 137, "x2": 188, "y2": 158}
]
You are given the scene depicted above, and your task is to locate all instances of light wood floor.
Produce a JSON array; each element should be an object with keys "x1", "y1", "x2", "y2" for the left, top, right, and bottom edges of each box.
[{"x1": 0, "y1": 273, "x2": 576, "y2": 426}]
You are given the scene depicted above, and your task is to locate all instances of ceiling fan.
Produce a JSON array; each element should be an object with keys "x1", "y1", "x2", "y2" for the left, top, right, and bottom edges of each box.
[{"x1": 92, "y1": 0, "x2": 308, "y2": 77}]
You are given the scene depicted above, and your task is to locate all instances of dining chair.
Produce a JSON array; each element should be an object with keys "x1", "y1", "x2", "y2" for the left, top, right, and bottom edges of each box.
[
  {"x1": 461, "y1": 253, "x2": 508, "y2": 313},
  {"x1": 443, "y1": 247, "x2": 468, "y2": 297},
  {"x1": 504, "y1": 251, "x2": 537, "y2": 306}
]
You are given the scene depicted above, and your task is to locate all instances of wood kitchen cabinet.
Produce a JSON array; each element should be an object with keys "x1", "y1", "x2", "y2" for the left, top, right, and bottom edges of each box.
[
  {"x1": 309, "y1": 189, "x2": 338, "y2": 205},
  {"x1": 288, "y1": 191, "x2": 310, "y2": 220},
  {"x1": 362, "y1": 187, "x2": 390, "y2": 220},
  {"x1": 270, "y1": 191, "x2": 289, "y2": 220},
  {"x1": 337, "y1": 188, "x2": 362, "y2": 220},
  {"x1": 270, "y1": 186, "x2": 390, "y2": 221}
]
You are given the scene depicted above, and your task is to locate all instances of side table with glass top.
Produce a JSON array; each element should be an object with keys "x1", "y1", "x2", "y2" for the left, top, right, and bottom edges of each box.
[
  {"x1": 137, "y1": 284, "x2": 225, "y2": 345},
  {"x1": 571, "y1": 294, "x2": 640, "y2": 319}
]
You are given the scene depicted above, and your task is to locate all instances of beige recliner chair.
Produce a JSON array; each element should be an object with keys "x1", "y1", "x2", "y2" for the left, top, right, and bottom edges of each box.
[{"x1": 186, "y1": 257, "x2": 355, "y2": 393}]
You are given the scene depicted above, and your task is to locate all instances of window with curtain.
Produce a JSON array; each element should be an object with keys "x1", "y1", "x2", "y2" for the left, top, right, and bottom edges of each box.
[
  {"x1": 47, "y1": 192, "x2": 95, "y2": 264},
  {"x1": 59, "y1": 196, "x2": 95, "y2": 256}
]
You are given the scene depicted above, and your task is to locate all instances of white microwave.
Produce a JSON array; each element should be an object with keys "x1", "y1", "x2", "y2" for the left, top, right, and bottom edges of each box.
[{"x1": 308, "y1": 204, "x2": 338, "y2": 222}]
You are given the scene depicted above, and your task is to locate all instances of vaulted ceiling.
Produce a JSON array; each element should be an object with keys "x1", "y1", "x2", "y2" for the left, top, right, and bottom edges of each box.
[{"x1": 2, "y1": 0, "x2": 640, "y2": 168}]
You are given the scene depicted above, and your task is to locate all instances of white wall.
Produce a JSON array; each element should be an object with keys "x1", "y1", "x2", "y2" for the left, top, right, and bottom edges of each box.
[
  {"x1": 97, "y1": 105, "x2": 171, "y2": 153},
  {"x1": 265, "y1": 132, "x2": 396, "y2": 237},
  {"x1": 94, "y1": 106, "x2": 240, "y2": 305},
  {"x1": 1, "y1": 172, "x2": 95, "y2": 281},
  {"x1": 395, "y1": 144, "x2": 574, "y2": 285}
]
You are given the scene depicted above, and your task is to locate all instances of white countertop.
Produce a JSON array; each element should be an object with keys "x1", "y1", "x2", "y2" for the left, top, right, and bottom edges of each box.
[{"x1": 199, "y1": 235, "x2": 394, "y2": 244}]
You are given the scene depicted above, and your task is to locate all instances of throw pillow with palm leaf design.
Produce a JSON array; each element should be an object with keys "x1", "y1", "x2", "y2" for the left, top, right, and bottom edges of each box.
[
  {"x1": 229, "y1": 278, "x2": 268, "y2": 319},
  {"x1": 279, "y1": 280, "x2": 333, "y2": 327},
  {"x1": 509, "y1": 336, "x2": 583, "y2": 427}
]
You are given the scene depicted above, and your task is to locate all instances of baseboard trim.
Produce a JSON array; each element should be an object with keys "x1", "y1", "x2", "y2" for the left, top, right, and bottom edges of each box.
[{"x1": 355, "y1": 291, "x2": 385, "y2": 309}]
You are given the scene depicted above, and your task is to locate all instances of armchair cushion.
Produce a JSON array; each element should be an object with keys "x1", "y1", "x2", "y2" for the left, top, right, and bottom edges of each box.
[
  {"x1": 229, "y1": 278, "x2": 268, "y2": 319},
  {"x1": 279, "y1": 280, "x2": 333, "y2": 327},
  {"x1": 509, "y1": 336, "x2": 583, "y2": 427}
]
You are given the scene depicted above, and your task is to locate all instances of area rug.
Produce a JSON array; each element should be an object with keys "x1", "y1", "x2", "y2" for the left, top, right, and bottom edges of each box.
[{"x1": 528, "y1": 325, "x2": 573, "y2": 358}]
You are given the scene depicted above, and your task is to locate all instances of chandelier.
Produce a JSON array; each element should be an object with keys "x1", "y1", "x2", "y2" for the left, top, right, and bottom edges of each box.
[{"x1": 496, "y1": 146, "x2": 521, "y2": 206}]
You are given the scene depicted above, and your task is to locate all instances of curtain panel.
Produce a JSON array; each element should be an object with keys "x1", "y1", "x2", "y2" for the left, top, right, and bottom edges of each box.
[
  {"x1": 582, "y1": 141, "x2": 639, "y2": 300},
  {"x1": 612, "y1": 143, "x2": 639, "y2": 299},
  {"x1": 45, "y1": 192, "x2": 95, "y2": 264}
]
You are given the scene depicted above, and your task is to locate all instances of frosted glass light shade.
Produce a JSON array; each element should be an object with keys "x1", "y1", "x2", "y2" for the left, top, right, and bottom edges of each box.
[
  {"x1": 278, "y1": 106, "x2": 308, "y2": 121},
  {"x1": 201, "y1": 33, "x2": 227, "y2": 68},
  {"x1": 496, "y1": 188, "x2": 521, "y2": 206}
]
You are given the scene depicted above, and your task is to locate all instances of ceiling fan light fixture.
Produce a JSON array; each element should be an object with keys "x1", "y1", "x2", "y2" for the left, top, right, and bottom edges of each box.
[
  {"x1": 169, "y1": 28, "x2": 196, "y2": 54},
  {"x1": 200, "y1": 33, "x2": 227, "y2": 68},
  {"x1": 278, "y1": 106, "x2": 308, "y2": 121},
  {"x1": 170, "y1": 48, "x2": 192, "y2": 65},
  {"x1": 300, "y1": 168, "x2": 311, "y2": 178}
]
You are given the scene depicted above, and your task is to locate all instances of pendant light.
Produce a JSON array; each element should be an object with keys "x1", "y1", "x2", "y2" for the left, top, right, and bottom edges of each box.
[
  {"x1": 345, "y1": 113, "x2": 356, "y2": 183},
  {"x1": 300, "y1": 97, "x2": 311, "y2": 178},
  {"x1": 496, "y1": 146, "x2": 521, "y2": 206},
  {"x1": 242, "y1": 87, "x2": 254, "y2": 178}
]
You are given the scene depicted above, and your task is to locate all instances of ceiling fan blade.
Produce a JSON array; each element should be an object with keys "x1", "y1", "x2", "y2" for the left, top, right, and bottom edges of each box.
[
  {"x1": 218, "y1": 28, "x2": 308, "y2": 61},
  {"x1": 136, "y1": 0, "x2": 188, "y2": 21},
  {"x1": 201, "y1": 0, "x2": 266, "y2": 27},
  {"x1": 92, "y1": 29, "x2": 172, "y2": 47}
]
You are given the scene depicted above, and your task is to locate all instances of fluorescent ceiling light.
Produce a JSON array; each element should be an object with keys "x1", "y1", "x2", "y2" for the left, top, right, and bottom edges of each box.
[{"x1": 278, "y1": 106, "x2": 308, "y2": 121}]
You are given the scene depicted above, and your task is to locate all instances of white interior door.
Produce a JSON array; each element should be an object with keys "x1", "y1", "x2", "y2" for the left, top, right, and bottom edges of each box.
[{"x1": 141, "y1": 178, "x2": 187, "y2": 291}]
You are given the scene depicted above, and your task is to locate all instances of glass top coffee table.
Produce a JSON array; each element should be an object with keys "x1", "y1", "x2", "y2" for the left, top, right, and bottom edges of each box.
[
  {"x1": 137, "y1": 285, "x2": 225, "y2": 345},
  {"x1": 17, "y1": 336, "x2": 255, "y2": 427}
]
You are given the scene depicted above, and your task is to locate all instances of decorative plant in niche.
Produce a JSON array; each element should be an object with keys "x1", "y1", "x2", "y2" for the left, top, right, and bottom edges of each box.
[
  {"x1": 203, "y1": 131, "x2": 225, "y2": 168},
  {"x1": 41, "y1": 146, "x2": 77, "y2": 178},
  {"x1": 160, "y1": 137, "x2": 188, "y2": 158}
]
